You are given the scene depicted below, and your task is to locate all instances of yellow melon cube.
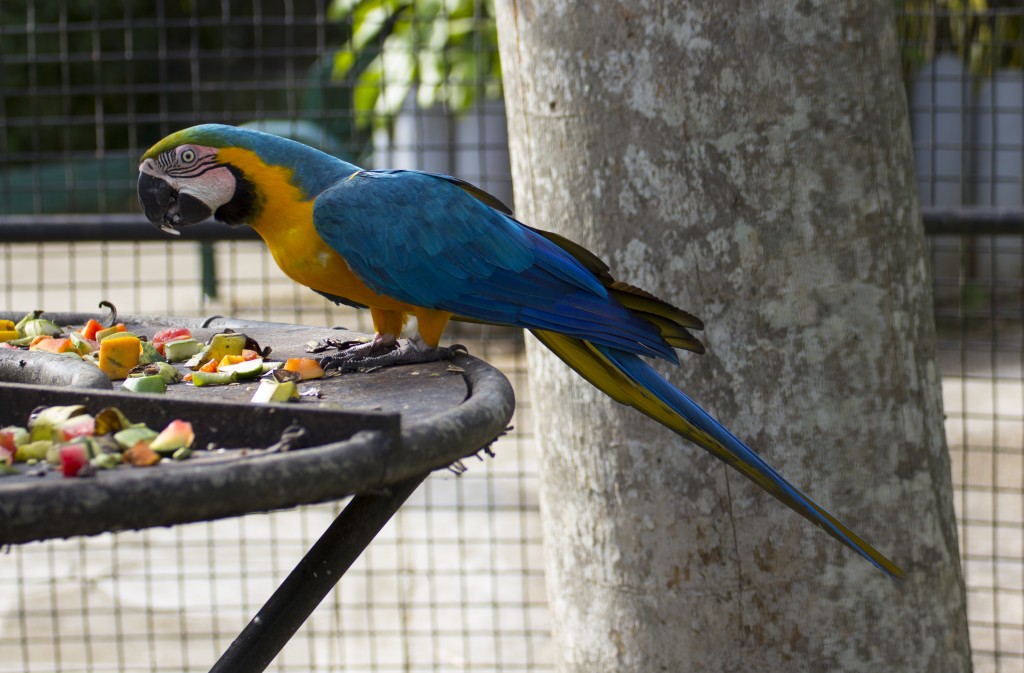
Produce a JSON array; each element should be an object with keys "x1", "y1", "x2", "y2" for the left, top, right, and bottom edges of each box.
[{"x1": 98, "y1": 335, "x2": 141, "y2": 380}]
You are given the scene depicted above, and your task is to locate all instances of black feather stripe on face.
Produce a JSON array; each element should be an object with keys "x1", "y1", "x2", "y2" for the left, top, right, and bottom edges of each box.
[
  {"x1": 214, "y1": 164, "x2": 259, "y2": 226},
  {"x1": 157, "y1": 151, "x2": 174, "y2": 171},
  {"x1": 166, "y1": 155, "x2": 219, "y2": 178}
]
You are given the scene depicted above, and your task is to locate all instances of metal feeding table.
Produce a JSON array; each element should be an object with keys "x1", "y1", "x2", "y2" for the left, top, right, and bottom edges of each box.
[{"x1": 0, "y1": 312, "x2": 516, "y2": 673}]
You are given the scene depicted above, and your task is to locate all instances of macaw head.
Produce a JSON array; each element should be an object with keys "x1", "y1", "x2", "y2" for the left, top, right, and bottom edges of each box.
[
  {"x1": 138, "y1": 124, "x2": 356, "y2": 236},
  {"x1": 137, "y1": 125, "x2": 258, "y2": 236}
]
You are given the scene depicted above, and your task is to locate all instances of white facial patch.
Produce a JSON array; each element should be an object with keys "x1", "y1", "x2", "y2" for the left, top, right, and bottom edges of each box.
[
  {"x1": 176, "y1": 167, "x2": 236, "y2": 211},
  {"x1": 140, "y1": 146, "x2": 236, "y2": 212}
]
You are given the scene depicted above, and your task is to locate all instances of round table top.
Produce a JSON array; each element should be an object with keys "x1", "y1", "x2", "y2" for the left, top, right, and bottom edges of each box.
[{"x1": 0, "y1": 313, "x2": 515, "y2": 545}]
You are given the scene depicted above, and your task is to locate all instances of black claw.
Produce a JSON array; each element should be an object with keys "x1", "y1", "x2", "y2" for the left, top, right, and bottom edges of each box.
[
  {"x1": 306, "y1": 337, "x2": 387, "y2": 355},
  {"x1": 313, "y1": 337, "x2": 468, "y2": 376},
  {"x1": 317, "y1": 355, "x2": 360, "y2": 373}
]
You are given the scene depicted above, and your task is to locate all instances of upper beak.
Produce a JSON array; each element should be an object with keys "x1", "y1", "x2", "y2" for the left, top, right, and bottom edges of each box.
[
  {"x1": 138, "y1": 172, "x2": 177, "y2": 234},
  {"x1": 137, "y1": 172, "x2": 213, "y2": 236}
]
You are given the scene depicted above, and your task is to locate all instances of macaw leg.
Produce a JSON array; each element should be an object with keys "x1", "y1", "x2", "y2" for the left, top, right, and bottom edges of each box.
[
  {"x1": 331, "y1": 332, "x2": 399, "y2": 359},
  {"x1": 319, "y1": 334, "x2": 466, "y2": 373},
  {"x1": 309, "y1": 307, "x2": 404, "y2": 359},
  {"x1": 319, "y1": 308, "x2": 464, "y2": 372}
]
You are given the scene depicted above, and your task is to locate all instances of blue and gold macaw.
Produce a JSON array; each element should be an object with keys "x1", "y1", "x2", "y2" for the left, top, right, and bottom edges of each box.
[{"x1": 138, "y1": 124, "x2": 902, "y2": 578}]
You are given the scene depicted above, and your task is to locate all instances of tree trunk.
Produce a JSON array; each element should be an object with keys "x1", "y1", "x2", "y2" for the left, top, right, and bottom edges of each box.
[{"x1": 495, "y1": 1, "x2": 971, "y2": 671}]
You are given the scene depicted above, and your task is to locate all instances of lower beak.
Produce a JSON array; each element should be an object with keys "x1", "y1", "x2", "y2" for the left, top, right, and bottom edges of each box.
[{"x1": 137, "y1": 173, "x2": 213, "y2": 236}]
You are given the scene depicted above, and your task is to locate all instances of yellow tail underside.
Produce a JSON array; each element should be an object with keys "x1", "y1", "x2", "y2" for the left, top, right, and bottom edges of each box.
[{"x1": 531, "y1": 329, "x2": 904, "y2": 579}]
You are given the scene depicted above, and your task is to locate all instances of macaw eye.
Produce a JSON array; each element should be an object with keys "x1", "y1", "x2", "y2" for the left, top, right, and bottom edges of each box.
[{"x1": 180, "y1": 148, "x2": 196, "y2": 164}]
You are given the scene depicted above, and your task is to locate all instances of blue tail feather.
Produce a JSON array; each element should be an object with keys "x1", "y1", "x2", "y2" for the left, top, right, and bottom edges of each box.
[{"x1": 595, "y1": 344, "x2": 900, "y2": 578}]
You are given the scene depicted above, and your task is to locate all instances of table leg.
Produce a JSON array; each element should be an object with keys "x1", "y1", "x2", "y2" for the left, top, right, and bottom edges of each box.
[{"x1": 209, "y1": 472, "x2": 429, "y2": 673}]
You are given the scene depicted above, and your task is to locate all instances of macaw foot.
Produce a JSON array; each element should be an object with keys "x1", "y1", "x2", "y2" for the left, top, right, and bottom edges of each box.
[
  {"x1": 339, "y1": 332, "x2": 400, "y2": 359},
  {"x1": 318, "y1": 335, "x2": 467, "y2": 374},
  {"x1": 307, "y1": 332, "x2": 397, "y2": 357}
]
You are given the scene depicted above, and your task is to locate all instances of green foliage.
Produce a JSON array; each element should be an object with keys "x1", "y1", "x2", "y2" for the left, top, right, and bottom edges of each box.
[
  {"x1": 328, "y1": 0, "x2": 502, "y2": 128},
  {"x1": 897, "y1": 0, "x2": 1024, "y2": 77}
]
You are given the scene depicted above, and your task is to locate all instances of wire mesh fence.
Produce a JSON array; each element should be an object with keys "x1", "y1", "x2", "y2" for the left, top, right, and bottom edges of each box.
[
  {"x1": 1, "y1": 2, "x2": 549, "y2": 672},
  {"x1": 2, "y1": 1, "x2": 1024, "y2": 671},
  {"x1": 932, "y1": 234, "x2": 1024, "y2": 673},
  {"x1": 903, "y1": 2, "x2": 1024, "y2": 670}
]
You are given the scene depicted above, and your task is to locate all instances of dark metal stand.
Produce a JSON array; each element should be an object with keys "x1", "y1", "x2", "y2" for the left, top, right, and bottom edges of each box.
[{"x1": 209, "y1": 472, "x2": 429, "y2": 673}]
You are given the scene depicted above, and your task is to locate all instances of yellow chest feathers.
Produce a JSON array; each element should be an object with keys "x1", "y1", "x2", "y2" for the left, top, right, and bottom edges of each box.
[{"x1": 216, "y1": 147, "x2": 408, "y2": 310}]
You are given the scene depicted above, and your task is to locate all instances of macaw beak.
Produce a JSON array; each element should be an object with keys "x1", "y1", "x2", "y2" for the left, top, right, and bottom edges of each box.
[{"x1": 137, "y1": 172, "x2": 212, "y2": 237}]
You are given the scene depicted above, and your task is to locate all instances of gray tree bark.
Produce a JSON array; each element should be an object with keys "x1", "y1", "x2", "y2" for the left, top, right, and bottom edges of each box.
[{"x1": 495, "y1": 1, "x2": 971, "y2": 671}]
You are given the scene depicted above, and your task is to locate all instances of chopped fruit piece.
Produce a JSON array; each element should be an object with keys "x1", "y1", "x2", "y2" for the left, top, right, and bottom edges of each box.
[
  {"x1": 15, "y1": 440, "x2": 50, "y2": 463},
  {"x1": 0, "y1": 425, "x2": 29, "y2": 464},
  {"x1": 164, "y1": 338, "x2": 201, "y2": 363},
  {"x1": 152, "y1": 327, "x2": 193, "y2": 355},
  {"x1": 129, "y1": 361, "x2": 181, "y2": 385},
  {"x1": 218, "y1": 358, "x2": 265, "y2": 380},
  {"x1": 68, "y1": 331, "x2": 98, "y2": 354},
  {"x1": 201, "y1": 333, "x2": 247, "y2": 368},
  {"x1": 99, "y1": 331, "x2": 140, "y2": 342},
  {"x1": 29, "y1": 405, "x2": 87, "y2": 442},
  {"x1": 29, "y1": 336, "x2": 76, "y2": 354},
  {"x1": 198, "y1": 358, "x2": 220, "y2": 373},
  {"x1": 60, "y1": 444, "x2": 89, "y2": 477},
  {"x1": 123, "y1": 441, "x2": 161, "y2": 467},
  {"x1": 283, "y1": 357, "x2": 325, "y2": 381},
  {"x1": 251, "y1": 379, "x2": 299, "y2": 403},
  {"x1": 93, "y1": 407, "x2": 133, "y2": 435},
  {"x1": 94, "y1": 323, "x2": 128, "y2": 342},
  {"x1": 98, "y1": 335, "x2": 141, "y2": 380},
  {"x1": 58, "y1": 415, "x2": 95, "y2": 441},
  {"x1": 191, "y1": 370, "x2": 234, "y2": 386},
  {"x1": 138, "y1": 339, "x2": 166, "y2": 364},
  {"x1": 22, "y1": 319, "x2": 63, "y2": 338},
  {"x1": 218, "y1": 354, "x2": 246, "y2": 369},
  {"x1": 80, "y1": 318, "x2": 104, "y2": 340},
  {"x1": 91, "y1": 453, "x2": 121, "y2": 470},
  {"x1": 0, "y1": 426, "x2": 29, "y2": 453},
  {"x1": 14, "y1": 310, "x2": 42, "y2": 333},
  {"x1": 113, "y1": 426, "x2": 158, "y2": 451},
  {"x1": 149, "y1": 420, "x2": 194, "y2": 456},
  {"x1": 122, "y1": 375, "x2": 167, "y2": 394}
]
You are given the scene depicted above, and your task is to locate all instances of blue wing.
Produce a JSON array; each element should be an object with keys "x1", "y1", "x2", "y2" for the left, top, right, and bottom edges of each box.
[{"x1": 313, "y1": 170, "x2": 677, "y2": 362}]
